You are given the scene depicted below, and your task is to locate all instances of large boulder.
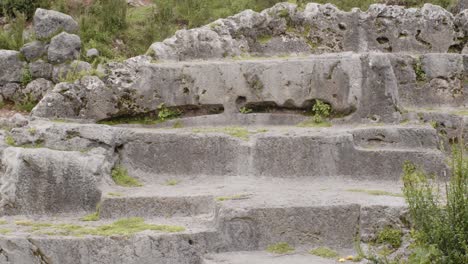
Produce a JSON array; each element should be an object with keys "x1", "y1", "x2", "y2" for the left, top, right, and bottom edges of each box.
[
  {"x1": 0, "y1": 50, "x2": 26, "y2": 85},
  {"x1": 47, "y1": 32, "x2": 82, "y2": 64},
  {"x1": 0, "y1": 147, "x2": 108, "y2": 215},
  {"x1": 33, "y1": 8, "x2": 79, "y2": 40},
  {"x1": 32, "y1": 76, "x2": 117, "y2": 120}
]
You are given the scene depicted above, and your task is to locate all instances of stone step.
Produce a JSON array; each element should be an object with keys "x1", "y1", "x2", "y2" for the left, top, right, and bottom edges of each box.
[
  {"x1": 202, "y1": 251, "x2": 349, "y2": 264},
  {"x1": 99, "y1": 177, "x2": 407, "y2": 250},
  {"x1": 0, "y1": 178, "x2": 405, "y2": 263},
  {"x1": 119, "y1": 124, "x2": 447, "y2": 181},
  {"x1": 0, "y1": 215, "x2": 217, "y2": 264}
]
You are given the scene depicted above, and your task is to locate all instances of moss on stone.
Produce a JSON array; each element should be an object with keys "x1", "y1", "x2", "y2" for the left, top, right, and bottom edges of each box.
[
  {"x1": 267, "y1": 242, "x2": 294, "y2": 254},
  {"x1": 309, "y1": 247, "x2": 339, "y2": 259}
]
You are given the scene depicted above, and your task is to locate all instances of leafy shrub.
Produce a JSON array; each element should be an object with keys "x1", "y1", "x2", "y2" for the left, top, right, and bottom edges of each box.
[{"x1": 403, "y1": 146, "x2": 468, "y2": 264}]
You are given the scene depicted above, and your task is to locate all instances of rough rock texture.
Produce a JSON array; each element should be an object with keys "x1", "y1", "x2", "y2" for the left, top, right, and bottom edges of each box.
[
  {"x1": 47, "y1": 32, "x2": 82, "y2": 64},
  {"x1": 33, "y1": 8, "x2": 79, "y2": 39},
  {"x1": 19, "y1": 41, "x2": 47, "y2": 62},
  {"x1": 23, "y1": 78, "x2": 54, "y2": 102},
  {"x1": 29, "y1": 59, "x2": 53, "y2": 80},
  {"x1": 52, "y1": 60, "x2": 91, "y2": 83},
  {"x1": 149, "y1": 3, "x2": 466, "y2": 61},
  {"x1": 0, "y1": 50, "x2": 26, "y2": 86},
  {"x1": 32, "y1": 53, "x2": 468, "y2": 123},
  {"x1": 0, "y1": 148, "x2": 109, "y2": 215}
]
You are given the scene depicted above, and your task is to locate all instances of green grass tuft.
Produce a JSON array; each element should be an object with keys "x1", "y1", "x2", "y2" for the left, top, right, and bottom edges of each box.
[
  {"x1": 4, "y1": 135, "x2": 15, "y2": 146},
  {"x1": 309, "y1": 247, "x2": 339, "y2": 259},
  {"x1": 81, "y1": 212, "x2": 99, "y2": 222},
  {"x1": 346, "y1": 189, "x2": 403, "y2": 197},
  {"x1": 111, "y1": 166, "x2": 143, "y2": 187},
  {"x1": 267, "y1": 242, "x2": 295, "y2": 254},
  {"x1": 15, "y1": 217, "x2": 185, "y2": 237},
  {"x1": 216, "y1": 194, "x2": 250, "y2": 201},
  {"x1": 107, "y1": 192, "x2": 124, "y2": 197},
  {"x1": 165, "y1": 179, "x2": 180, "y2": 186},
  {"x1": 0, "y1": 228, "x2": 11, "y2": 235}
]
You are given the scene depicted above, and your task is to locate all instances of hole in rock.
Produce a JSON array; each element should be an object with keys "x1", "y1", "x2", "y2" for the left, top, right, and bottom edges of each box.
[{"x1": 376, "y1": 37, "x2": 389, "y2": 44}]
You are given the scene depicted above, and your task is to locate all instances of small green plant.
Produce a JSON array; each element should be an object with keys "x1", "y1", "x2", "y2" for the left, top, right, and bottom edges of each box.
[
  {"x1": 239, "y1": 106, "x2": 253, "y2": 114},
  {"x1": 402, "y1": 145, "x2": 468, "y2": 264},
  {"x1": 414, "y1": 57, "x2": 426, "y2": 82},
  {"x1": 267, "y1": 242, "x2": 294, "y2": 254},
  {"x1": 309, "y1": 247, "x2": 339, "y2": 259},
  {"x1": 20, "y1": 67, "x2": 32, "y2": 86},
  {"x1": 165, "y1": 179, "x2": 180, "y2": 186},
  {"x1": 28, "y1": 127, "x2": 37, "y2": 135},
  {"x1": 376, "y1": 227, "x2": 403, "y2": 249},
  {"x1": 111, "y1": 166, "x2": 143, "y2": 187},
  {"x1": 312, "y1": 100, "x2": 331, "y2": 124},
  {"x1": 107, "y1": 192, "x2": 124, "y2": 197},
  {"x1": 157, "y1": 103, "x2": 182, "y2": 121},
  {"x1": 14, "y1": 94, "x2": 37, "y2": 112},
  {"x1": 258, "y1": 34, "x2": 272, "y2": 44},
  {"x1": 5, "y1": 135, "x2": 15, "y2": 146},
  {"x1": 81, "y1": 212, "x2": 99, "y2": 222},
  {"x1": 81, "y1": 203, "x2": 100, "y2": 222},
  {"x1": 0, "y1": 228, "x2": 11, "y2": 234},
  {"x1": 0, "y1": 220, "x2": 7, "y2": 225}
]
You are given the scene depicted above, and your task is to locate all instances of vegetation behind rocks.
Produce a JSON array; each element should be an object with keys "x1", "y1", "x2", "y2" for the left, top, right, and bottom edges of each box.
[{"x1": 0, "y1": 0, "x2": 461, "y2": 59}]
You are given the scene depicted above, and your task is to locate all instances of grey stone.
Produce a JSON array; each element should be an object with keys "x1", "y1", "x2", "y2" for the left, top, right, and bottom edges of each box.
[
  {"x1": 23, "y1": 78, "x2": 54, "y2": 102},
  {"x1": 19, "y1": 41, "x2": 46, "y2": 62},
  {"x1": 0, "y1": 50, "x2": 26, "y2": 85},
  {"x1": 0, "y1": 83, "x2": 21, "y2": 100},
  {"x1": 47, "y1": 32, "x2": 81, "y2": 64},
  {"x1": 33, "y1": 8, "x2": 79, "y2": 39},
  {"x1": 86, "y1": 48, "x2": 99, "y2": 58},
  {"x1": 0, "y1": 147, "x2": 108, "y2": 215},
  {"x1": 148, "y1": 3, "x2": 462, "y2": 61},
  {"x1": 29, "y1": 59, "x2": 53, "y2": 79}
]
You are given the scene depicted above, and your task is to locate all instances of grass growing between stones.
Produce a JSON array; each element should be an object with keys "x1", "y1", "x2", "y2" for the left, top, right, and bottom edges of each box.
[
  {"x1": 297, "y1": 119, "x2": 332, "y2": 128},
  {"x1": 111, "y1": 166, "x2": 142, "y2": 187},
  {"x1": 192, "y1": 127, "x2": 267, "y2": 141},
  {"x1": 165, "y1": 179, "x2": 180, "y2": 186},
  {"x1": 4, "y1": 135, "x2": 15, "y2": 146},
  {"x1": 216, "y1": 194, "x2": 250, "y2": 201},
  {"x1": 107, "y1": 192, "x2": 124, "y2": 197},
  {"x1": 15, "y1": 217, "x2": 185, "y2": 237},
  {"x1": 0, "y1": 228, "x2": 11, "y2": 234},
  {"x1": 0, "y1": 220, "x2": 7, "y2": 225},
  {"x1": 267, "y1": 242, "x2": 294, "y2": 254},
  {"x1": 346, "y1": 189, "x2": 403, "y2": 197},
  {"x1": 309, "y1": 247, "x2": 339, "y2": 259}
]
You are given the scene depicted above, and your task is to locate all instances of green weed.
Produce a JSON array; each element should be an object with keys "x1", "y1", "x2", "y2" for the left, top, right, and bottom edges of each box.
[{"x1": 111, "y1": 166, "x2": 142, "y2": 187}]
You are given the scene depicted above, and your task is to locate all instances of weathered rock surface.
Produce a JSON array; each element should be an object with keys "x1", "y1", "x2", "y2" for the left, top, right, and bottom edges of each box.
[
  {"x1": 23, "y1": 78, "x2": 54, "y2": 102},
  {"x1": 20, "y1": 41, "x2": 47, "y2": 62},
  {"x1": 0, "y1": 148, "x2": 108, "y2": 215},
  {"x1": 47, "y1": 32, "x2": 81, "y2": 64},
  {"x1": 33, "y1": 8, "x2": 79, "y2": 39},
  {"x1": 31, "y1": 53, "x2": 468, "y2": 124},
  {"x1": 149, "y1": 3, "x2": 466, "y2": 61},
  {"x1": 0, "y1": 50, "x2": 26, "y2": 86},
  {"x1": 29, "y1": 59, "x2": 53, "y2": 80}
]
